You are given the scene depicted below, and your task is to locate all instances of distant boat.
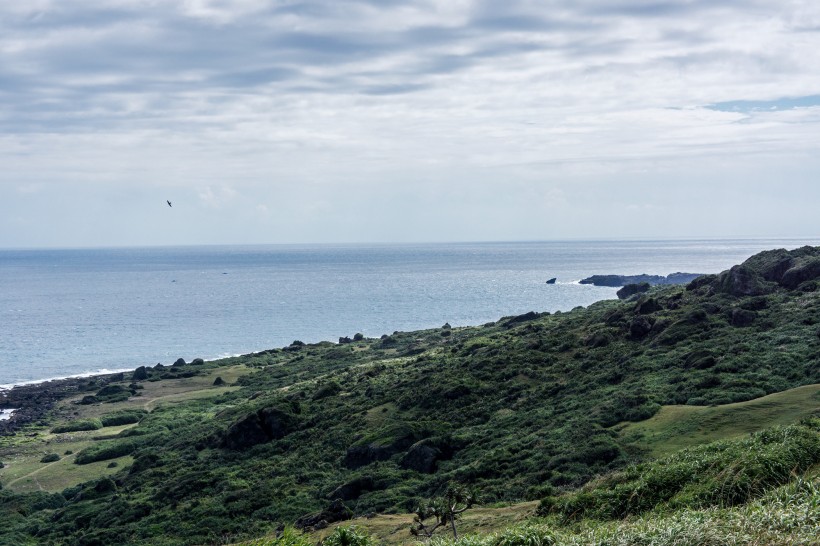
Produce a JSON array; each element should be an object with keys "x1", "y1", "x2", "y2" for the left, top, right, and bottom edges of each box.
[{"x1": 546, "y1": 278, "x2": 557, "y2": 284}]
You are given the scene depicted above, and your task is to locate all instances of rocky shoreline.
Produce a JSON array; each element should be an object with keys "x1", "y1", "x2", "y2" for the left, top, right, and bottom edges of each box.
[{"x1": 0, "y1": 373, "x2": 125, "y2": 436}]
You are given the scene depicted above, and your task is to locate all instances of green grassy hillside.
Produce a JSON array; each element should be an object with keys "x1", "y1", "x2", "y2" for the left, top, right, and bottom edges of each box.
[{"x1": 1, "y1": 246, "x2": 819, "y2": 545}]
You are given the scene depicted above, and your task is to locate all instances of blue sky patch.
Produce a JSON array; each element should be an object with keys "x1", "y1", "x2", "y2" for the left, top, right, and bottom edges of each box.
[{"x1": 707, "y1": 95, "x2": 820, "y2": 113}]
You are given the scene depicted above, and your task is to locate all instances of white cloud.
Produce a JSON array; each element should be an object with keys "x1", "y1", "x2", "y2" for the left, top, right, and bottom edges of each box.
[{"x1": 0, "y1": 1, "x2": 819, "y2": 246}]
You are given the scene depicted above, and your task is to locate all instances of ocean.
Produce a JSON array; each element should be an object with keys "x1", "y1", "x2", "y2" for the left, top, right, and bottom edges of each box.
[{"x1": 1, "y1": 239, "x2": 817, "y2": 388}]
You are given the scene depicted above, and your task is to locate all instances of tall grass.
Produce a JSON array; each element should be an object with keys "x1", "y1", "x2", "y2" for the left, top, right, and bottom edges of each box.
[{"x1": 539, "y1": 420, "x2": 820, "y2": 520}]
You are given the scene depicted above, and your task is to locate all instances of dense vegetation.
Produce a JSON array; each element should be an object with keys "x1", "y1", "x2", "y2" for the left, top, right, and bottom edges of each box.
[{"x1": 1, "y1": 247, "x2": 819, "y2": 545}]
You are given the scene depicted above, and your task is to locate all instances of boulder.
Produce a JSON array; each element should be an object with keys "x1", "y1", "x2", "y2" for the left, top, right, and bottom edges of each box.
[
  {"x1": 545, "y1": 278, "x2": 557, "y2": 284},
  {"x1": 173, "y1": 358, "x2": 186, "y2": 367},
  {"x1": 717, "y1": 265, "x2": 775, "y2": 297},
  {"x1": 343, "y1": 444, "x2": 396, "y2": 469},
  {"x1": 221, "y1": 407, "x2": 298, "y2": 451},
  {"x1": 328, "y1": 476, "x2": 375, "y2": 501},
  {"x1": 400, "y1": 442, "x2": 441, "y2": 473},
  {"x1": 295, "y1": 499, "x2": 352, "y2": 531},
  {"x1": 780, "y1": 258, "x2": 820, "y2": 289},
  {"x1": 338, "y1": 336, "x2": 352, "y2": 344},
  {"x1": 213, "y1": 376, "x2": 226, "y2": 386},
  {"x1": 629, "y1": 317, "x2": 653, "y2": 339},
  {"x1": 132, "y1": 366, "x2": 149, "y2": 381},
  {"x1": 634, "y1": 297, "x2": 661, "y2": 315},
  {"x1": 585, "y1": 332, "x2": 611, "y2": 348},
  {"x1": 191, "y1": 358, "x2": 205, "y2": 365},
  {"x1": 617, "y1": 283, "x2": 650, "y2": 300}
]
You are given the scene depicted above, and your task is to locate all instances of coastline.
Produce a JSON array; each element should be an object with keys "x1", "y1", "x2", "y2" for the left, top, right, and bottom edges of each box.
[{"x1": 0, "y1": 370, "x2": 130, "y2": 436}]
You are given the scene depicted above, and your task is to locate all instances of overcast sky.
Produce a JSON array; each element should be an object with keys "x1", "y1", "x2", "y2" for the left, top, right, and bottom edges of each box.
[{"x1": 2, "y1": 0, "x2": 820, "y2": 248}]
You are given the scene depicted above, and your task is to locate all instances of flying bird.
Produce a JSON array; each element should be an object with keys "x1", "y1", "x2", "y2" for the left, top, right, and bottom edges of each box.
[{"x1": 167, "y1": 200, "x2": 172, "y2": 208}]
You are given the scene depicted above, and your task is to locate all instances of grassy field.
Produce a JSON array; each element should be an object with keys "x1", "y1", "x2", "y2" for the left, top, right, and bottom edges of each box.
[
  {"x1": 0, "y1": 364, "x2": 250, "y2": 494},
  {"x1": 617, "y1": 383, "x2": 820, "y2": 457}
]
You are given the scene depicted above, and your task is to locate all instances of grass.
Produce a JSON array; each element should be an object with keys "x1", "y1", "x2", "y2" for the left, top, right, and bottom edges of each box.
[
  {"x1": 0, "y1": 424, "x2": 137, "y2": 493},
  {"x1": 0, "y1": 365, "x2": 250, "y2": 494},
  {"x1": 617, "y1": 384, "x2": 820, "y2": 457}
]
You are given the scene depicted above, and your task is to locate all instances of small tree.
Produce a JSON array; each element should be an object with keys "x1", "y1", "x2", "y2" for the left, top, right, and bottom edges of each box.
[{"x1": 411, "y1": 484, "x2": 478, "y2": 540}]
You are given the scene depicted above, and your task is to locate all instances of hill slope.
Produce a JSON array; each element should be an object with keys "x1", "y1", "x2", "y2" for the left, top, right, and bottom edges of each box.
[{"x1": 1, "y1": 246, "x2": 820, "y2": 545}]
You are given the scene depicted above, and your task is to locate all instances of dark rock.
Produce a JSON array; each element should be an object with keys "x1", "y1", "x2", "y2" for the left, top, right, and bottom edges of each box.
[
  {"x1": 295, "y1": 499, "x2": 352, "y2": 531},
  {"x1": 545, "y1": 278, "x2": 557, "y2": 284},
  {"x1": 634, "y1": 297, "x2": 661, "y2": 315},
  {"x1": 617, "y1": 283, "x2": 650, "y2": 300},
  {"x1": 191, "y1": 358, "x2": 205, "y2": 365},
  {"x1": 132, "y1": 366, "x2": 149, "y2": 381},
  {"x1": 173, "y1": 358, "x2": 186, "y2": 367},
  {"x1": 731, "y1": 308, "x2": 757, "y2": 327},
  {"x1": 328, "y1": 476, "x2": 375, "y2": 501},
  {"x1": 585, "y1": 332, "x2": 611, "y2": 348},
  {"x1": 604, "y1": 309, "x2": 625, "y2": 326},
  {"x1": 687, "y1": 274, "x2": 717, "y2": 291},
  {"x1": 213, "y1": 377, "x2": 226, "y2": 386},
  {"x1": 339, "y1": 336, "x2": 352, "y2": 344},
  {"x1": 221, "y1": 407, "x2": 298, "y2": 451},
  {"x1": 781, "y1": 257, "x2": 820, "y2": 289},
  {"x1": 400, "y1": 442, "x2": 441, "y2": 473},
  {"x1": 717, "y1": 265, "x2": 776, "y2": 297},
  {"x1": 502, "y1": 311, "x2": 540, "y2": 326},
  {"x1": 629, "y1": 317, "x2": 653, "y2": 339},
  {"x1": 353, "y1": 333, "x2": 364, "y2": 341},
  {"x1": 343, "y1": 444, "x2": 396, "y2": 469},
  {"x1": 442, "y1": 322, "x2": 451, "y2": 329}
]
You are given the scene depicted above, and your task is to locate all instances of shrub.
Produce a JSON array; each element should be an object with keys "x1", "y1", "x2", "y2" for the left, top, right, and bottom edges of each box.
[
  {"x1": 75, "y1": 441, "x2": 136, "y2": 465},
  {"x1": 322, "y1": 526, "x2": 373, "y2": 546},
  {"x1": 100, "y1": 409, "x2": 148, "y2": 427},
  {"x1": 52, "y1": 419, "x2": 103, "y2": 433},
  {"x1": 40, "y1": 454, "x2": 60, "y2": 463}
]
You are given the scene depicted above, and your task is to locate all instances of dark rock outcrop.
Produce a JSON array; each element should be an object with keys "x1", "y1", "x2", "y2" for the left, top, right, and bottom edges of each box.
[
  {"x1": 327, "y1": 476, "x2": 375, "y2": 501},
  {"x1": 617, "y1": 283, "x2": 650, "y2": 300},
  {"x1": 221, "y1": 407, "x2": 299, "y2": 451},
  {"x1": 132, "y1": 366, "x2": 149, "y2": 381},
  {"x1": 501, "y1": 311, "x2": 541, "y2": 327},
  {"x1": 400, "y1": 442, "x2": 441, "y2": 473},
  {"x1": 295, "y1": 499, "x2": 352, "y2": 531},
  {"x1": 629, "y1": 317, "x2": 653, "y2": 339},
  {"x1": 634, "y1": 297, "x2": 661, "y2": 315},
  {"x1": 546, "y1": 278, "x2": 557, "y2": 284},
  {"x1": 712, "y1": 247, "x2": 820, "y2": 296}
]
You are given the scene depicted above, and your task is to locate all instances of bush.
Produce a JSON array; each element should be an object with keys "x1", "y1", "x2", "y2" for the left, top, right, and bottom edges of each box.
[
  {"x1": 322, "y1": 526, "x2": 373, "y2": 546},
  {"x1": 75, "y1": 441, "x2": 136, "y2": 465},
  {"x1": 40, "y1": 454, "x2": 60, "y2": 463},
  {"x1": 100, "y1": 409, "x2": 148, "y2": 427},
  {"x1": 52, "y1": 419, "x2": 103, "y2": 433}
]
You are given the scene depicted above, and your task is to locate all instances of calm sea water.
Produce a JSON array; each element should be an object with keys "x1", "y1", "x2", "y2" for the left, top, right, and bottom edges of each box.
[{"x1": 1, "y1": 239, "x2": 817, "y2": 387}]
